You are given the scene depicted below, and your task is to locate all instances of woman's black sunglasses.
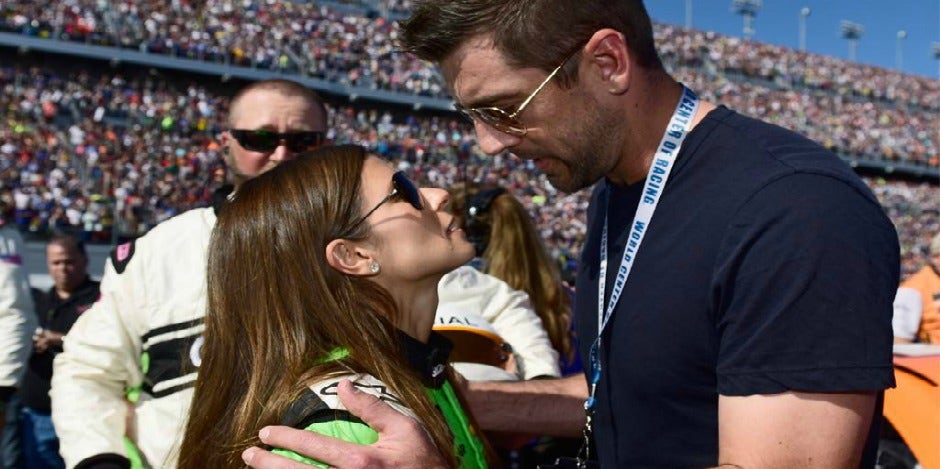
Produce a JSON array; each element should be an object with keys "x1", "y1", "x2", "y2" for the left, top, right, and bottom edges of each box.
[
  {"x1": 229, "y1": 129, "x2": 325, "y2": 153},
  {"x1": 349, "y1": 171, "x2": 423, "y2": 231}
]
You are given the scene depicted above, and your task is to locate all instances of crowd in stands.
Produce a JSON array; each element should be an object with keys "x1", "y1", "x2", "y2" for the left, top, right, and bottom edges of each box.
[
  {"x1": 2, "y1": 1, "x2": 938, "y2": 168},
  {"x1": 0, "y1": 2, "x2": 937, "y2": 280}
]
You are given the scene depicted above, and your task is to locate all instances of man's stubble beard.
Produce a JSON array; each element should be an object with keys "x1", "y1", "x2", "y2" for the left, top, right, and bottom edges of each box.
[{"x1": 546, "y1": 104, "x2": 620, "y2": 194}]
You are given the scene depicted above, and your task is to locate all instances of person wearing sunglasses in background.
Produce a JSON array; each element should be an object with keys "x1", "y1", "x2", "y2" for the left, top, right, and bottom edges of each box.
[
  {"x1": 50, "y1": 79, "x2": 328, "y2": 469},
  {"x1": 242, "y1": 1, "x2": 900, "y2": 468},
  {"x1": 178, "y1": 145, "x2": 495, "y2": 468}
]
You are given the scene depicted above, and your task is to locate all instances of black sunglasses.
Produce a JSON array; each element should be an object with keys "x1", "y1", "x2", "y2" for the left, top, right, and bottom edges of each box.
[
  {"x1": 349, "y1": 171, "x2": 423, "y2": 231},
  {"x1": 229, "y1": 129, "x2": 325, "y2": 153}
]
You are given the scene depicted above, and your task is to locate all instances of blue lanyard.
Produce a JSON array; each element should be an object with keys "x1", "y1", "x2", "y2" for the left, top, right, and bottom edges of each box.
[{"x1": 585, "y1": 86, "x2": 699, "y2": 413}]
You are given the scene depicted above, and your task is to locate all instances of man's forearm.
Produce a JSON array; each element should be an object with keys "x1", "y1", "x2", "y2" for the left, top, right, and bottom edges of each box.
[{"x1": 466, "y1": 375, "x2": 588, "y2": 437}]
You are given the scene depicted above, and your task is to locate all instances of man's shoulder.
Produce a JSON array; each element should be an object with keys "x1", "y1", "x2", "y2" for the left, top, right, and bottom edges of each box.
[
  {"x1": 0, "y1": 227, "x2": 25, "y2": 262},
  {"x1": 701, "y1": 107, "x2": 855, "y2": 181},
  {"x1": 107, "y1": 207, "x2": 215, "y2": 274},
  {"x1": 142, "y1": 207, "x2": 217, "y2": 239}
]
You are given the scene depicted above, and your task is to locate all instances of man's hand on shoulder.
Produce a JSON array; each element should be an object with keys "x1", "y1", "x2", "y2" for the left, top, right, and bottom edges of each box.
[{"x1": 242, "y1": 380, "x2": 447, "y2": 469}]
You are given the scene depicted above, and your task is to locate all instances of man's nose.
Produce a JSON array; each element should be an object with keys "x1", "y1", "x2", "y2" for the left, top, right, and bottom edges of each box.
[{"x1": 473, "y1": 121, "x2": 523, "y2": 155}]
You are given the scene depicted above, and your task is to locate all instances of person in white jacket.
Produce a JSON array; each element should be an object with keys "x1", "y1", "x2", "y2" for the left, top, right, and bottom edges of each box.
[
  {"x1": 0, "y1": 222, "x2": 37, "y2": 432},
  {"x1": 437, "y1": 266, "x2": 561, "y2": 382},
  {"x1": 50, "y1": 79, "x2": 330, "y2": 469}
]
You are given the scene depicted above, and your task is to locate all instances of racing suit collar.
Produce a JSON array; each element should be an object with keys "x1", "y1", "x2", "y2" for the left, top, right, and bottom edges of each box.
[{"x1": 399, "y1": 330, "x2": 453, "y2": 389}]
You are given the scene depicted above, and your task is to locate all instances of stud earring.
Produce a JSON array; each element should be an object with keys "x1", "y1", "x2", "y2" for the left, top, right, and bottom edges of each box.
[{"x1": 370, "y1": 262, "x2": 380, "y2": 274}]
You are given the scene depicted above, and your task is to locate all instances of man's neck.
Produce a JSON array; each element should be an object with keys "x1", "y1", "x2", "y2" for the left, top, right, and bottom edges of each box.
[
  {"x1": 610, "y1": 76, "x2": 715, "y2": 186},
  {"x1": 55, "y1": 287, "x2": 73, "y2": 301}
]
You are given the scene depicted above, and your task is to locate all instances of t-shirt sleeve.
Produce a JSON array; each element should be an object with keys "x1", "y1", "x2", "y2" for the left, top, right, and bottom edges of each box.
[
  {"x1": 712, "y1": 173, "x2": 899, "y2": 396},
  {"x1": 271, "y1": 415, "x2": 379, "y2": 467}
]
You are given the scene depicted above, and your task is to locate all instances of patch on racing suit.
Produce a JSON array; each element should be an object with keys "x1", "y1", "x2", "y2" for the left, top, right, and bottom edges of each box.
[{"x1": 110, "y1": 240, "x2": 136, "y2": 274}]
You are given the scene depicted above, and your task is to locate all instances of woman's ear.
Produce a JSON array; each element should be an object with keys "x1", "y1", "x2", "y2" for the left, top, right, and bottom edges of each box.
[{"x1": 325, "y1": 239, "x2": 375, "y2": 276}]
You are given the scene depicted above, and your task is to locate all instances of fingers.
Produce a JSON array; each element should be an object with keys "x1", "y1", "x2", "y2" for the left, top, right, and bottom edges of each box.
[
  {"x1": 335, "y1": 379, "x2": 413, "y2": 434},
  {"x1": 253, "y1": 425, "x2": 358, "y2": 467},
  {"x1": 241, "y1": 445, "x2": 315, "y2": 469}
]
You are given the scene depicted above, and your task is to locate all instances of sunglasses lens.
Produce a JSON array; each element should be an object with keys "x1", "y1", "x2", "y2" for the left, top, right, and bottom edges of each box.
[
  {"x1": 474, "y1": 109, "x2": 525, "y2": 136},
  {"x1": 285, "y1": 132, "x2": 325, "y2": 152},
  {"x1": 234, "y1": 130, "x2": 277, "y2": 152},
  {"x1": 392, "y1": 172, "x2": 422, "y2": 210},
  {"x1": 233, "y1": 131, "x2": 325, "y2": 152}
]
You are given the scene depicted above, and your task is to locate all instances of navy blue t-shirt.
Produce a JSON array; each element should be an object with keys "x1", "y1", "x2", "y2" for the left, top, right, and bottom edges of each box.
[{"x1": 574, "y1": 107, "x2": 899, "y2": 468}]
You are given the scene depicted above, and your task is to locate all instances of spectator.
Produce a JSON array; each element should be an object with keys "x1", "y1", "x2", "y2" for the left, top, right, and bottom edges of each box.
[
  {"x1": 0, "y1": 210, "x2": 37, "y2": 441},
  {"x1": 896, "y1": 232, "x2": 940, "y2": 343},
  {"x1": 892, "y1": 287, "x2": 923, "y2": 343},
  {"x1": 450, "y1": 184, "x2": 576, "y2": 372},
  {"x1": 18, "y1": 233, "x2": 99, "y2": 469}
]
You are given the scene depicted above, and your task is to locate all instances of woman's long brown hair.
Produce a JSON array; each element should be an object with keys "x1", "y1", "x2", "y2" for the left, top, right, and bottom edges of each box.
[{"x1": 178, "y1": 145, "x2": 458, "y2": 468}]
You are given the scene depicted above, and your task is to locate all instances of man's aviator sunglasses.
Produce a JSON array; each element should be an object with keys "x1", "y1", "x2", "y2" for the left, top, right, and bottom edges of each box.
[
  {"x1": 230, "y1": 129, "x2": 325, "y2": 153},
  {"x1": 453, "y1": 48, "x2": 580, "y2": 137},
  {"x1": 349, "y1": 171, "x2": 423, "y2": 231}
]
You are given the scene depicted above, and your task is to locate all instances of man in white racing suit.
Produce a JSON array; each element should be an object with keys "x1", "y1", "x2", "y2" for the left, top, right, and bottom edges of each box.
[
  {"x1": 50, "y1": 79, "x2": 330, "y2": 469},
  {"x1": 0, "y1": 220, "x2": 37, "y2": 433}
]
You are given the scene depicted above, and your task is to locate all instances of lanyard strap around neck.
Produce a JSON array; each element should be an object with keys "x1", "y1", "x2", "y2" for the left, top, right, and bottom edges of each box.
[{"x1": 586, "y1": 86, "x2": 699, "y2": 412}]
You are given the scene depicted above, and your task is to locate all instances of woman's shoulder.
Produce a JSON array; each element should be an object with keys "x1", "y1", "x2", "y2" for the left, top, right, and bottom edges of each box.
[{"x1": 303, "y1": 373, "x2": 417, "y2": 419}]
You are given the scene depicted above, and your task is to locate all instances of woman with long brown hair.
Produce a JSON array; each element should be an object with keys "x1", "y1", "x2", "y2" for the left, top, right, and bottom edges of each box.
[
  {"x1": 451, "y1": 185, "x2": 575, "y2": 368},
  {"x1": 178, "y1": 145, "x2": 489, "y2": 468}
]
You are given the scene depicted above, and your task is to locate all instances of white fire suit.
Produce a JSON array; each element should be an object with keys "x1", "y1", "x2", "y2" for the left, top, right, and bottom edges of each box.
[
  {"x1": 51, "y1": 207, "x2": 215, "y2": 469},
  {"x1": 0, "y1": 226, "x2": 37, "y2": 399}
]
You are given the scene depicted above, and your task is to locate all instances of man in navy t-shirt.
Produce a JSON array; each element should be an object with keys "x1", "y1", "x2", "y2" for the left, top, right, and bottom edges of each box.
[{"x1": 239, "y1": 2, "x2": 899, "y2": 467}]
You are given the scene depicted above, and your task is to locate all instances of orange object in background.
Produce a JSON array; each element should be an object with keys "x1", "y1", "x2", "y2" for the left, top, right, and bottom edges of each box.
[{"x1": 883, "y1": 344, "x2": 940, "y2": 469}]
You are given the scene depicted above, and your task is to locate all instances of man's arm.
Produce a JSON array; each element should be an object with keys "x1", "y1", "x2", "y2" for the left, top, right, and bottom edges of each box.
[
  {"x1": 465, "y1": 374, "x2": 587, "y2": 436},
  {"x1": 0, "y1": 261, "x2": 35, "y2": 436},
  {"x1": 891, "y1": 287, "x2": 921, "y2": 344},
  {"x1": 243, "y1": 376, "x2": 589, "y2": 468},
  {"x1": 51, "y1": 259, "x2": 144, "y2": 468},
  {"x1": 715, "y1": 391, "x2": 877, "y2": 469}
]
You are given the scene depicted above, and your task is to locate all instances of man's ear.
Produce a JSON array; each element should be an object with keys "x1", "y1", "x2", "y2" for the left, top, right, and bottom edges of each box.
[
  {"x1": 584, "y1": 28, "x2": 631, "y2": 95},
  {"x1": 219, "y1": 130, "x2": 233, "y2": 155},
  {"x1": 325, "y1": 238, "x2": 374, "y2": 276}
]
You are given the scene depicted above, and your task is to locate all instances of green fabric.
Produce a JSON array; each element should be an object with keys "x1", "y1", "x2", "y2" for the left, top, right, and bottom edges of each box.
[
  {"x1": 126, "y1": 351, "x2": 150, "y2": 403},
  {"x1": 272, "y1": 419, "x2": 379, "y2": 467},
  {"x1": 123, "y1": 350, "x2": 148, "y2": 467},
  {"x1": 305, "y1": 347, "x2": 488, "y2": 468},
  {"x1": 428, "y1": 382, "x2": 488, "y2": 469},
  {"x1": 316, "y1": 347, "x2": 350, "y2": 364},
  {"x1": 123, "y1": 436, "x2": 145, "y2": 469}
]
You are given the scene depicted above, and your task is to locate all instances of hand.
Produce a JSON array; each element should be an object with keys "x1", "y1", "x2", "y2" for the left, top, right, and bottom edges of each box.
[
  {"x1": 241, "y1": 380, "x2": 447, "y2": 469},
  {"x1": 33, "y1": 329, "x2": 64, "y2": 353}
]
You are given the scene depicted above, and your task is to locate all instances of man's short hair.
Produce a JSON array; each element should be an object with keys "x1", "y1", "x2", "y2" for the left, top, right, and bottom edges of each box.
[
  {"x1": 228, "y1": 79, "x2": 328, "y2": 126},
  {"x1": 48, "y1": 232, "x2": 87, "y2": 259}
]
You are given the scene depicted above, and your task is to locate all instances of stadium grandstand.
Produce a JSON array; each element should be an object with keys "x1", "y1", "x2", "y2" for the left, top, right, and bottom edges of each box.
[{"x1": 0, "y1": 0, "x2": 937, "y2": 284}]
